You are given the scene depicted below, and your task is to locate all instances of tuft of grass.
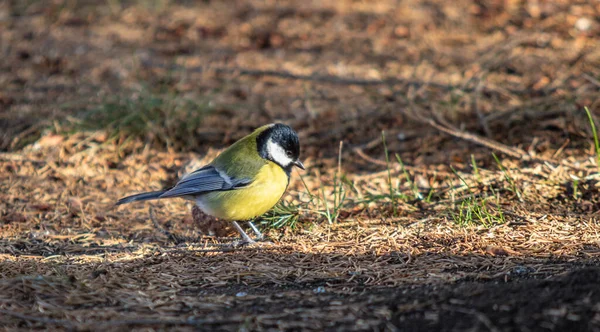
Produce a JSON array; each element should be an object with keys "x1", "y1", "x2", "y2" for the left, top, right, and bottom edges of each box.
[
  {"x1": 358, "y1": 132, "x2": 425, "y2": 214},
  {"x1": 317, "y1": 141, "x2": 349, "y2": 224},
  {"x1": 260, "y1": 200, "x2": 303, "y2": 229},
  {"x1": 584, "y1": 106, "x2": 600, "y2": 169},
  {"x1": 572, "y1": 177, "x2": 580, "y2": 200},
  {"x1": 452, "y1": 195, "x2": 505, "y2": 227},
  {"x1": 471, "y1": 154, "x2": 481, "y2": 182},
  {"x1": 492, "y1": 153, "x2": 523, "y2": 201},
  {"x1": 450, "y1": 165, "x2": 474, "y2": 193},
  {"x1": 396, "y1": 153, "x2": 422, "y2": 201},
  {"x1": 265, "y1": 141, "x2": 351, "y2": 229},
  {"x1": 382, "y1": 131, "x2": 398, "y2": 216},
  {"x1": 67, "y1": 90, "x2": 214, "y2": 150},
  {"x1": 260, "y1": 169, "x2": 326, "y2": 230},
  {"x1": 449, "y1": 166, "x2": 505, "y2": 227}
]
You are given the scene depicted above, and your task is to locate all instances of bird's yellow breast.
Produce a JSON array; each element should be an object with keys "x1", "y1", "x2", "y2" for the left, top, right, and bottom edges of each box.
[{"x1": 196, "y1": 161, "x2": 289, "y2": 221}]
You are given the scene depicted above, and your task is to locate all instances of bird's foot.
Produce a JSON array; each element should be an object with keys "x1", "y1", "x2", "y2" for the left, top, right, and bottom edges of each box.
[
  {"x1": 230, "y1": 221, "x2": 274, "y2": 248},
  {"x1": 232, "y1": 238, "x2": 256, "y2": 248},
  {"x1": 247, "y1": 221, "x2": 264, "y2": 240}
]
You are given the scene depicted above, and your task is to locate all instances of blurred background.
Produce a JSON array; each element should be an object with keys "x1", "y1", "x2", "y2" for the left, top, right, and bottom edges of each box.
[{"x1": 2, "y1": 0, "x2": 599, "y2": 167}]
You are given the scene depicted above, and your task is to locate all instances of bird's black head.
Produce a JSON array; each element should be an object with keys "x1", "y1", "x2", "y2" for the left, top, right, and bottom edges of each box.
[{"x1": 257, "y1": 123, "x2": 304, "y2": 172}]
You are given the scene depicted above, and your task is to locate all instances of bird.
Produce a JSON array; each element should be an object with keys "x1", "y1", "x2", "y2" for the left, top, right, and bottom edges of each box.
[{"x1": 116, "y1": 123, "x2": 304, "y2": 244}]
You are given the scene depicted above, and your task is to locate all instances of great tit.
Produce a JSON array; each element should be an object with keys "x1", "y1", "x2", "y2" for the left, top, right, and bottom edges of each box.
[{"x1": 116, "y1": 123, "x2": 304, "y2": 244}]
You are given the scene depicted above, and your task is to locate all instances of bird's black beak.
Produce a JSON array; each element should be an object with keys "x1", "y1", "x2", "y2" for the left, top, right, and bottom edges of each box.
[{"x1": 293, "y1": 160, "x2": 305, "y2": 170}]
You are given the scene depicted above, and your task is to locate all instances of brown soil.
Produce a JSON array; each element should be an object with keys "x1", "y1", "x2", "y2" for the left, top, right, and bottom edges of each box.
[{"x1": 2, "y1": 0, "x2": 600, "y2": 330}]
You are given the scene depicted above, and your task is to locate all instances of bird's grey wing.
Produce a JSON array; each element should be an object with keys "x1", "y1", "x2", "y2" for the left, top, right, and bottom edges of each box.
[{"x1": 159, "y1": 165, "x2": 251, "y2": 199}]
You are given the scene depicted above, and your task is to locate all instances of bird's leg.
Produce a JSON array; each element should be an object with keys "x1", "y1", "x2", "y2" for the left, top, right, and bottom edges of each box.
[
  {"x1": 247, "y1": 221, "x2": 263, "y2": 240},
  {"x1": 232, "y1": 221, "x2": 255, "y2": 245}
]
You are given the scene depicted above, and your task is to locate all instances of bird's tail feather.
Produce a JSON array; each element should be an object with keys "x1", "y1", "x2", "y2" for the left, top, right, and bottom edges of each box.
[{"x1": 115, "y1": 190, "x2": 166, "y2": 206}]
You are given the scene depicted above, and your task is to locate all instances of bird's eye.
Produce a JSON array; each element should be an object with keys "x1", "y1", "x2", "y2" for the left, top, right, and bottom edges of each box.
[{"x1": 286, "y1": 150, "x2": 293, "y2": 158}]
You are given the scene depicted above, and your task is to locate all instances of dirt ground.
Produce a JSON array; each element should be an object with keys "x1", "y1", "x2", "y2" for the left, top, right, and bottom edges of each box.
[{"x1": 2, "y1": 0, "x2": 600, "y2": 331}]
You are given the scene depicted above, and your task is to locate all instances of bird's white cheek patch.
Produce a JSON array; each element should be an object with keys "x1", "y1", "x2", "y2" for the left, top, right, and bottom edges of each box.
[{"x1": 267, "y1": 139, "x2": 293, "y2": 167}]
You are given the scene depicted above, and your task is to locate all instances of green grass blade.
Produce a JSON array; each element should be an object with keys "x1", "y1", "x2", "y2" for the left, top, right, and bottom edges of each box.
[{"x1": 584, "y1": 106, "x2": 600, "y2": 168}]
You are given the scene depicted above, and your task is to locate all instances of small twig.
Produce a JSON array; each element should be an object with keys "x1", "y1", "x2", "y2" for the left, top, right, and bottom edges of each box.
[
  {"x1": 405, "y1": 106, "x2": 581, "y2": 168},
  {"x1": 416, "y1": 112, "x2": 529, "y2": 160},
  {"x1": 583, "y1": 73, "x2": 600, "y2": 88},
  {"x1": 353, "y1": 146, "x2": 387, "y2": 167}
]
